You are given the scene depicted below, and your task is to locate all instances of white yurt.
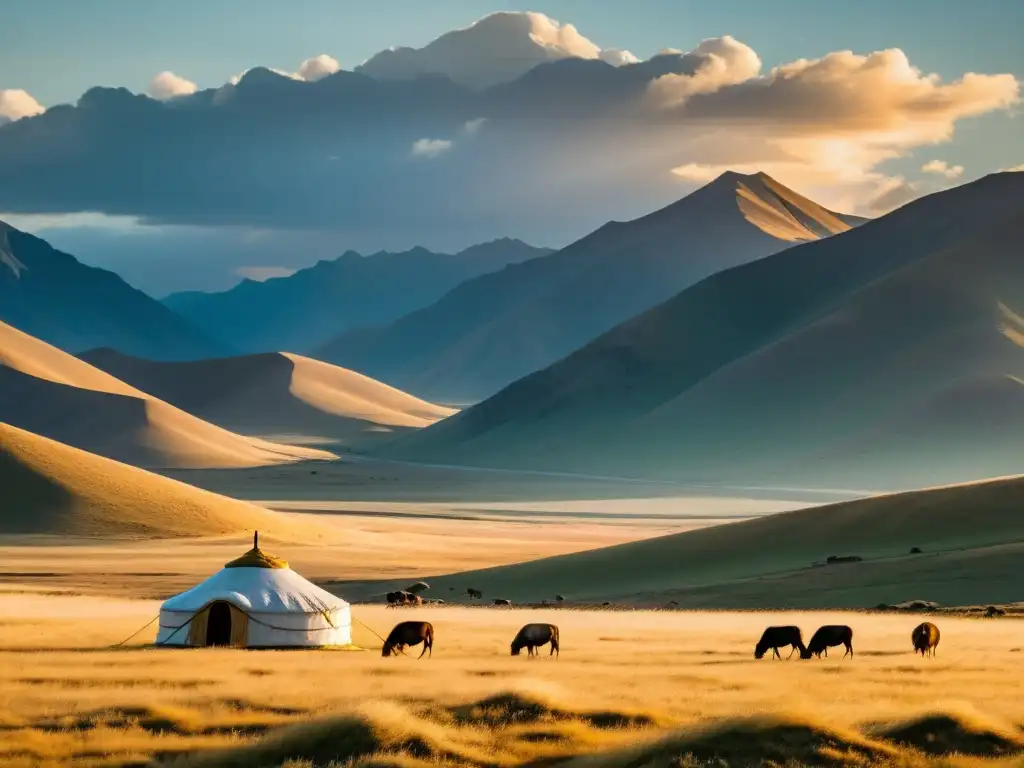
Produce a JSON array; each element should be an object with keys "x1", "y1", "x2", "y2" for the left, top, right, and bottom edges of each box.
[{"x1": 157, "y1": 533, "x2": 351, "y2": 648}]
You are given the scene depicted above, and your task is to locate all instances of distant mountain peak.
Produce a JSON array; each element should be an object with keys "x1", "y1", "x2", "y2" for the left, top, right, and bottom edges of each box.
[{"x1": 667, "y1": 170, "x2": 861, "y2": 242}]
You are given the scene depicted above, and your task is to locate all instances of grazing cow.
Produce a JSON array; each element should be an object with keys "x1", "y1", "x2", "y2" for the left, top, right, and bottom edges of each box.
[
  {"x1": 754, "y1": 626, "x2": 806, "y2": 660},
  {"x1": 493, "y1": 598, "x2": 512, "y2": 607},
  {"x1": 802, "y1": 625, "x2": 854, "y2": 659},
  {"x1": 382, "y1": 621, "x2": 433, "y2": 658},
  {"x1": 511, "y1": 623, "x2": 559, "y2": 657},
  {"x1": 466, "y1": 588, "x2": 483, "y2": 600},
  {"x1": 912, "y1": 622, "x2": 940, "y2": 656}
]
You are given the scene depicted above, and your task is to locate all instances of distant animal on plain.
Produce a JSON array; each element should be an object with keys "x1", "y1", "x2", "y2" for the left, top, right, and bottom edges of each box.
[
  {"x1": 385, "y1": 591, "x2": 422, "y2": 606},
  {"x1": 466, "y1": 588, "x2": 483, "y2": 600},
  {"x1": 382, "y1": 621, "x2": 433, "y2": 658},
  {"x1": 912, "y1": 622, "x2": 940, "y2": 656},
  {"x1": 511, "y1": 623, "x2": 559, "y2": 657},
  {"x1": 493, "y1": 598, "x2": 512, "y2": 607},
  {"x1": 754, "y1": 626, "x2": 806, "y2": 660},
  {"x1": 909, "y1": 547, "x2": 922, "y2": 554},
  {"x1": 802, "y1": 625, "x2": 854, "y2": 659}
]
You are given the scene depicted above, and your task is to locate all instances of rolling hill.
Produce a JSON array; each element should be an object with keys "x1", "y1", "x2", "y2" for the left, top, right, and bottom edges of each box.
[
  {"x1": 419, "y1": 471, "x2": 1024, "y2": 608},
  {"x1": 316, "y1": 172, "x2": 864, "y2": 403},
  {"x1": 0, "y1": 421, "x2": 295, "y2": 538},
  {"x1": 0, "y1": 220, "x2": 225, "y2": 360},
  {"x1": 385, "y1": 172, "x2": 1024, "y2": 490},
  {"x1": 0, "y1": 321, "x2": 332, "y2": 469},
  {"x1": 163, "y1": 239, "x2": 551, "y2": 354},
  {"x1": 80, "y1": 348, "x2": 456, "y2": 447}
]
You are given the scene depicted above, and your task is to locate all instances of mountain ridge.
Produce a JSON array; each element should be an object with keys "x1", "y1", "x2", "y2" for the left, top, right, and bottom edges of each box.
[
  {"x1": 163, "y1": 238, "x2": 551, "y2": 353},
  {"x1": 0, "y1": 221, "x2": 227, "y2": 360},
  {"x1": 382, "y1": 172, "x2": 1024, "y2": 490},
  {"x1": 315, "y1": 171, "x2": 865, "y2": 402}
]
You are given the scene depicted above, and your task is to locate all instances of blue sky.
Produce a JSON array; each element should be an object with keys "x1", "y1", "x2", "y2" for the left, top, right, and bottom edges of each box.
[{"x1": 7, "y1": 1, "x2": 1023, "y2": 107}]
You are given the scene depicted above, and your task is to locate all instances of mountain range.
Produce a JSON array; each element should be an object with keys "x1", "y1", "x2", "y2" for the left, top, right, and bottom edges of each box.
[
  {"x1": 163, "y1": 239, "x2": 551, "y2": 353},
  {"x1": 0, "y1": 220, "x2": 224, "y2": 360},
  {"x1": 384, "y1": 171, "x2": 1024, "y2": 490},
  {"x1": 316, "y1": 172, "x2": 864, "y2": 402}
]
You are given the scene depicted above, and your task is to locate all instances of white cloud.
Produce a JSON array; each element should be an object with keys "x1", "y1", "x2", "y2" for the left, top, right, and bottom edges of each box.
[
  {"x1": 463, "y1": 117, "x2": 487, "y2": 135},
  {"x1": 235, "y1": 266, "x2": 296, "y2": 281},
  {"x1": 296, "y1": 54, "x2": 341, "y2": 82},
  {"x1": 148, "y1": 71, "x2": 198, "y2": 100},
  {"x1": 1003, "y1": 164, "x2": 1024, "y2": 172},
  {"x1": 599, "y1": 48, "x2": 639, "y2": 66},
  {"x1": 0, "y1": 89, "x2": 45, "y2": 123},
  {"x1": 648, "y1": 36, "x2": 762, "y2": 107},
  {"x1": 921, "y1": 159, "x2": 964, "y2": 178},
  {"x1": 411, "y1": 138, "x2": 453, "y2": 158},
  {"x1": 357, "y1": 11, "x2": 638, "y2": 89},
  {"x1": 655, "y1": 46, "x2": 1018, "y2": 214}
]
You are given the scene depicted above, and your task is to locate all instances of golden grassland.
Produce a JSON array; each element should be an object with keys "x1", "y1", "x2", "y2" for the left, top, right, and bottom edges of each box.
[{"x1": 3, "y1": 588, "x2": 1024, "y2": 768}]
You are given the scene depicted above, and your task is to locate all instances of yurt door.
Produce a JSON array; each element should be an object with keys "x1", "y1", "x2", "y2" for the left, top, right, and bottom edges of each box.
[{"x1": 205, "y1": 601, "x2": 233, "y2": 646}]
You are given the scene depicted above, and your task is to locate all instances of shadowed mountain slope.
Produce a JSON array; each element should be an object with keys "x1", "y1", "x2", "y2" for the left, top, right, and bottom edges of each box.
[
  {"x1": 163, "y1": 239, "x2": 551, "y2": 354},
  {"x1": 385, "y1": 172, "x2": 1024, "y2": 490},
  {"x1": 317, "y1": 172, "x2": 864, "y2": 402},
  {"x1": 0, "y1": 220, "x2": 225, "y2": 360}
]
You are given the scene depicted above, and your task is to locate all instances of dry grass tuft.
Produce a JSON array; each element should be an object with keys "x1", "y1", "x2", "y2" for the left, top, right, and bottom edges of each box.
[{"x1": 874, "y1": 708, "x2": 1024, "y2": 757}]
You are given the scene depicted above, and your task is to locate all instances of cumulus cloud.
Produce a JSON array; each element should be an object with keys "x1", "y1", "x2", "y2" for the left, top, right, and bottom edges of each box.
[
  {"x1": 357, "y1": 11, "x2": 637, "y2": 89},
  {"x1": 648, "y1": 36, "x2": 762, "y2": 107},
  {"x1": 296, "y1": 54, "x2": 341, "y2": 82},
  {"x1": 0, "y1": 89, "x2": 45, "y2": 123},
  {"x1": 148, "y1": 71, "x2": 198, "y2": 100},
  {"x1": 921, "y1": 159, "x2": 964, "y2": 178},
  {"x1": 411, "y1": 138, "x2": 453, "y2": 158},
  {"x1": 0, "y1": 21, "x2": 1019, "y2": 283}
]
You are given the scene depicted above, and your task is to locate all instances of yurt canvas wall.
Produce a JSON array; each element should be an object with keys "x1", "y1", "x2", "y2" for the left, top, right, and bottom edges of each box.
[{"x1": 157, "y1": 540, "x2": 351, "y2": 648}]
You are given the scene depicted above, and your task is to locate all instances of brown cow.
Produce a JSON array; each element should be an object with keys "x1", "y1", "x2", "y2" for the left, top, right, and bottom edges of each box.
[
  {"x1": 382, "y1": 621, "x2": 433, "y2": 658},
  {"x1": 511, "y1": 623, "x2": 559, "y2": 657},
  {"x1": 912, "y1": 622, "x2": 940, "y2": 656}
]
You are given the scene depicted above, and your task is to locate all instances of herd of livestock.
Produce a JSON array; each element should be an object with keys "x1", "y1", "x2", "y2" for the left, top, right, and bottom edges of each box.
[{"x1": 379, "y1": 620, "x2": 941, "y2": 659}]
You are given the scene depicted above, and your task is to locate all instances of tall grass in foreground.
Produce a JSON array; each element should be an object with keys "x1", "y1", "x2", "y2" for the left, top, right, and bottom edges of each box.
[{"x1": 3, "y1": 600, "x2": 1024, "y2": 766}]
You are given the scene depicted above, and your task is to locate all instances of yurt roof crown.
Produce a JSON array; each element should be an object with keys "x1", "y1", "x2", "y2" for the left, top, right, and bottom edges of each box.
[{"x1": 224, "y1": 531, "x2": 289, "y2": 569}]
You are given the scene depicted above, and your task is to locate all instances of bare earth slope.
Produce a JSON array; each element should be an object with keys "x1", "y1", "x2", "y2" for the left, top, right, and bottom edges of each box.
[
  {"x1": 0, "y1": 322, "x2": 332, "y2": 469},
  {"x1": 419, "y1": 472, "x2": 1024, "y2": 608},
  {"x1": 0, "y1": 220, "x2": 225, "y2": 360},
  {"x1": 81, "y1": 348, "x2": 456, "y2": 446},
  {"x1": 387, "y1": 172, "x2": 1024, "y2": 489},
  {"x1": 316, "y1": 172, "x2": 863, "y2": 403},
  {"x1": 0, "y1": 421, "x2": 295, "y2": 538}
]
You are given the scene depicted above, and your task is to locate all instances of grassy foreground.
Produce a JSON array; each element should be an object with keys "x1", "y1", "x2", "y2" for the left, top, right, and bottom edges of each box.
[{"x1": 2, "y1": 594, "x2": 1024, "y2": 767}]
